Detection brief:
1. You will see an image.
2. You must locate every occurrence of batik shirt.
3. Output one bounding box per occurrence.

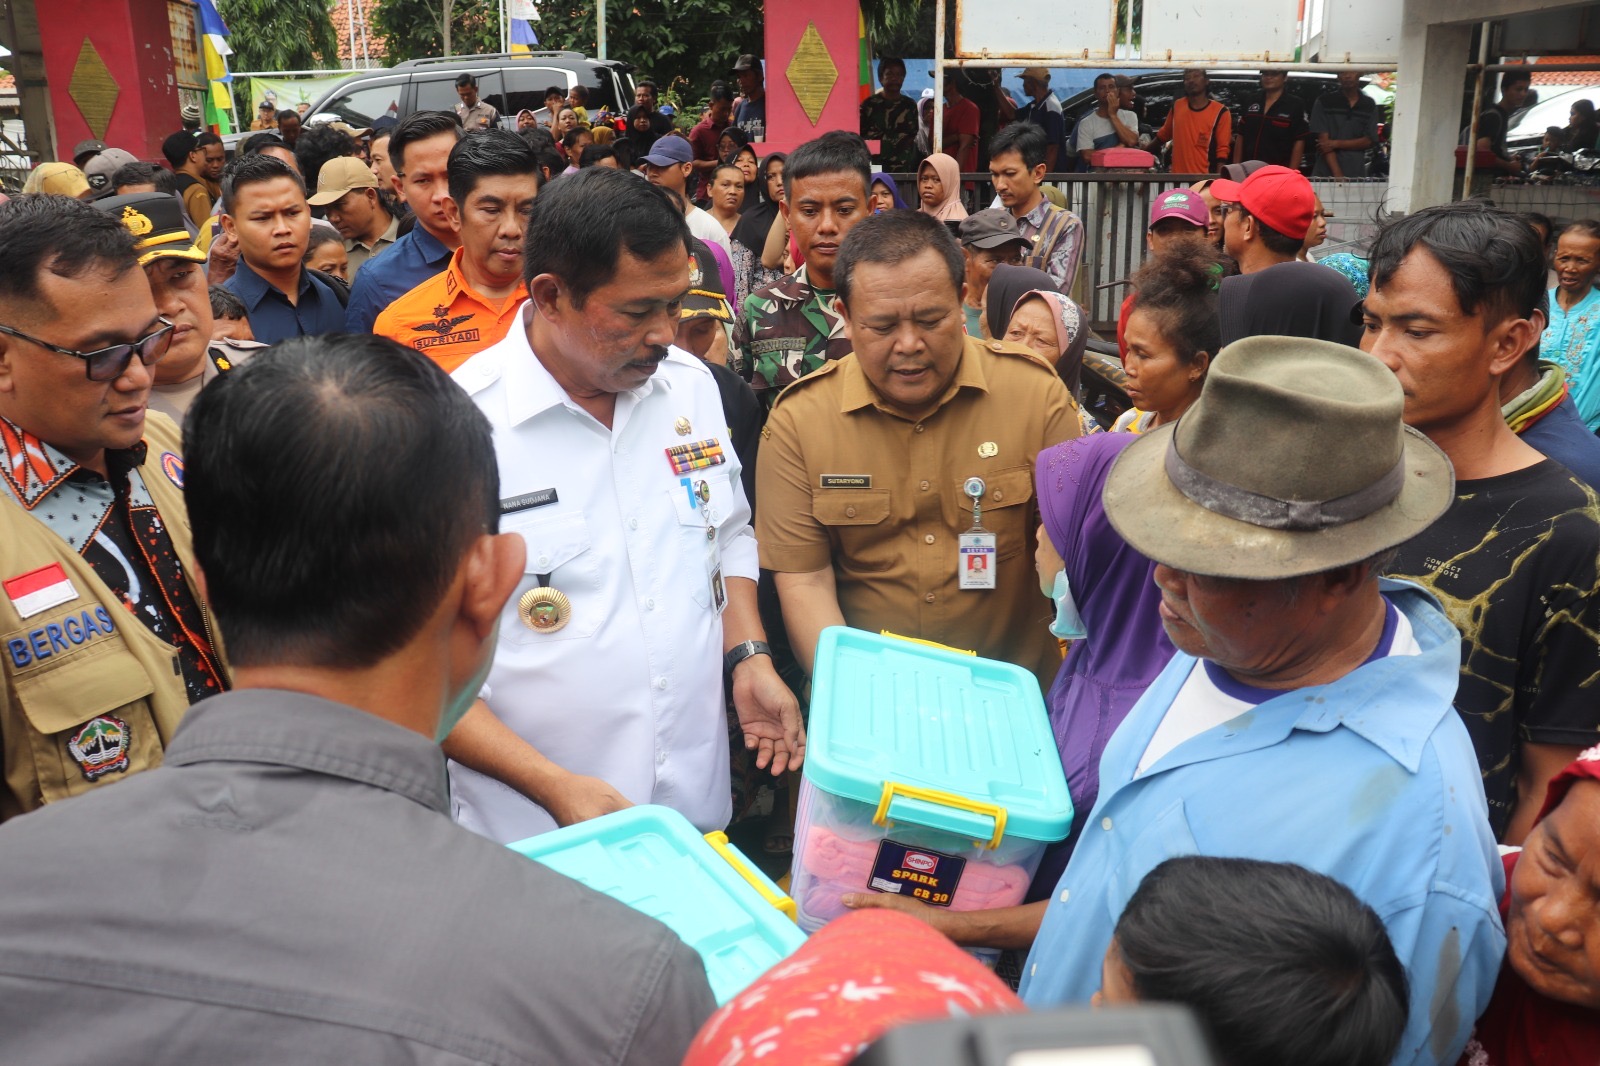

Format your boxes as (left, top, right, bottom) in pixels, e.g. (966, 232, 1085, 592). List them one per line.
(1541, 286, 1600, 430)
(0, 418, 223, 706)
(733, 265, 853, 408)
(1015, 199, 1085, 293)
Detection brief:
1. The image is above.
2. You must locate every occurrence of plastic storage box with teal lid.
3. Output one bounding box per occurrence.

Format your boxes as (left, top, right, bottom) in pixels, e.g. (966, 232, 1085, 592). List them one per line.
(508, 804, 807, 1003)
(792, 626, 1074, 938)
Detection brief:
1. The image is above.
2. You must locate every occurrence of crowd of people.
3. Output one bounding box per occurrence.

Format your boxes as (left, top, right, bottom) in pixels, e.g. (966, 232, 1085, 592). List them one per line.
(857, 64, 1390, 184)
(0, 49, 1597, 1066)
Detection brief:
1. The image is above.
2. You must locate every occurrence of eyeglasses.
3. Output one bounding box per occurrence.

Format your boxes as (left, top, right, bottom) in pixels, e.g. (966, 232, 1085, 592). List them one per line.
(0, 318, 175, 382)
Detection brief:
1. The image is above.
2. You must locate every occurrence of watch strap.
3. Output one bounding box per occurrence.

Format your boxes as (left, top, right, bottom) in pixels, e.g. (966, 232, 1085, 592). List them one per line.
(724, 639, 772, 673)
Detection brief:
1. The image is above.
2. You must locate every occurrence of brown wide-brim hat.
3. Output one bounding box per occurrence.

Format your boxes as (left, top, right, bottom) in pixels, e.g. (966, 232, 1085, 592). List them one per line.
(1103, 335, 1455, 580)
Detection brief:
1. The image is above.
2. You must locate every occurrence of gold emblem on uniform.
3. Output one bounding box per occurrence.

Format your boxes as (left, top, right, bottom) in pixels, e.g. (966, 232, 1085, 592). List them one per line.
(674, 416, 692, 436)
(120, 206, 153, 237)
(518, 586, 572, 633)
(695, 479, 712, 504)
(978, 441, 999, 458)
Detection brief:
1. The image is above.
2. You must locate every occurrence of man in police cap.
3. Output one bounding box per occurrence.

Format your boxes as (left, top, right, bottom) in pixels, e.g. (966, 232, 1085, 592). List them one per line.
(96, 192, 264, 421)
(0, 195, 227, 820)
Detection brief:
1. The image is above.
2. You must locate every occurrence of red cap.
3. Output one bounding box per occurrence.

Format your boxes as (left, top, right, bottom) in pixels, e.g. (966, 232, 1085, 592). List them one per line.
(1536, 742, 1600, 823)
(1209, 164, 1315, 242)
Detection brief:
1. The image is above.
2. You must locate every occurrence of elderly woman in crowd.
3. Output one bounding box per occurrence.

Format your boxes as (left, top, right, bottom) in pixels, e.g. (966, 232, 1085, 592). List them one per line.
(1458, 744, 1600, 1064)
(987, 265, 1089, 390)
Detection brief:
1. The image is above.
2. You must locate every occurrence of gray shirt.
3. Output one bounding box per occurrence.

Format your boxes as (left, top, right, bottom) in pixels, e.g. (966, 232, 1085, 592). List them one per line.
(0, 689, 715, 1065)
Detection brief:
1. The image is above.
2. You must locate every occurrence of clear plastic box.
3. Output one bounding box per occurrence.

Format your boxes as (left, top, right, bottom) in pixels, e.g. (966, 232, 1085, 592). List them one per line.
(791, 627, 1074, 956)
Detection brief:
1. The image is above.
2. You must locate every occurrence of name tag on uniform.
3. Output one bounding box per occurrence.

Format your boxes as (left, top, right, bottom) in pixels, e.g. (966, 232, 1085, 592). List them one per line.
(501, 488, 559, 514)
(820, 474, 872, 489)
(958, 532, 997, 590)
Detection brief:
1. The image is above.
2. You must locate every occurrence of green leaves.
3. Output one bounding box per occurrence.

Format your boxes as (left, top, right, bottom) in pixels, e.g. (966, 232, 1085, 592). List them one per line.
(217, 0, 341, 71)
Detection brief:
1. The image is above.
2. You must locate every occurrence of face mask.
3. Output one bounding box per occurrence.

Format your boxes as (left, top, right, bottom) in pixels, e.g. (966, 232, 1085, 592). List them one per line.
(436, 620, 499, 743)
(1048, 569, 1086, 640)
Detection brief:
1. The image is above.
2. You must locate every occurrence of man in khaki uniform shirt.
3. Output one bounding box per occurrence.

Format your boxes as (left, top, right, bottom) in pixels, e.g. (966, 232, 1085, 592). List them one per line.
(0, 196, 226, 820)
(757, 211, 1078, 691)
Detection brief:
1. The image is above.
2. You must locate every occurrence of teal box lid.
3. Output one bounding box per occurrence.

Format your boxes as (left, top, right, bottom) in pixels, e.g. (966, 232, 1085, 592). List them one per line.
(507, 805, 806, 1004)
(804, 626, 1073, 844)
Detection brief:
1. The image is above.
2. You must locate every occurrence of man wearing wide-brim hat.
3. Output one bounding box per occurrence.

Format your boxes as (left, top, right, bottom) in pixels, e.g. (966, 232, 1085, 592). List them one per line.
(1020, 335, 1508, 1066)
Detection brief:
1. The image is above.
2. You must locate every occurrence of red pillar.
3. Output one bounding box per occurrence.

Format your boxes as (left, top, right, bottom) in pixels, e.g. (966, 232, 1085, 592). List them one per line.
(761, 0, 861, 153)
(35, 0, 182, 162)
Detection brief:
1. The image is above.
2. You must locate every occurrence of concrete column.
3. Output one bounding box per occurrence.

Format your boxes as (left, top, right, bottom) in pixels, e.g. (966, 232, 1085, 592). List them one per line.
(1, 0, 57, 164)
(34, 0, 180, 162)
(1387, 14, 1473, 214)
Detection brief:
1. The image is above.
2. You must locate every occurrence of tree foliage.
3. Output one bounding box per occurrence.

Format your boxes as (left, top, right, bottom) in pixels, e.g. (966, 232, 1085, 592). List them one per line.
(373, 0, 499, 61)
(217, 0, 341, 72)
(369, 0, 930, 98)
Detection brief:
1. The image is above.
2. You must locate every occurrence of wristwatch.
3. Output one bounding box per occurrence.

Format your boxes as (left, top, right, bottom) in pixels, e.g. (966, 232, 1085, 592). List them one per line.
(724, 640, 772, 675)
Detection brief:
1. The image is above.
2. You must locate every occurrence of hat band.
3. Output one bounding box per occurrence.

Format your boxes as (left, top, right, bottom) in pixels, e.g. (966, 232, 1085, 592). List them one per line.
(1164, 438, 1405, 532)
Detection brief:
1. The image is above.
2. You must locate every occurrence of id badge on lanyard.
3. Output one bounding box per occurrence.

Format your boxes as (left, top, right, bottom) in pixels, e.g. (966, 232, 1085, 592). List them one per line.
(958, 476, 997, 591)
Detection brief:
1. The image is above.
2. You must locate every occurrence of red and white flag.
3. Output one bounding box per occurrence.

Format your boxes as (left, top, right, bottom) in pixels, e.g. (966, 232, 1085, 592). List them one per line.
(4, 563, 78, 620)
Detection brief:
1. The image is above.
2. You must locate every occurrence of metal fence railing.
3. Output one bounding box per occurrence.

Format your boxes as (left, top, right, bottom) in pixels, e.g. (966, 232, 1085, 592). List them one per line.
(886, 172, 1392, 330)
(0, 119, 36, 195)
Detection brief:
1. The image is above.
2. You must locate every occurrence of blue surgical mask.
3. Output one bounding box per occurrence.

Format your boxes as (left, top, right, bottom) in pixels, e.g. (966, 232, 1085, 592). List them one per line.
(1048, 569, 1086, 640)
(436, 620, 499, 743)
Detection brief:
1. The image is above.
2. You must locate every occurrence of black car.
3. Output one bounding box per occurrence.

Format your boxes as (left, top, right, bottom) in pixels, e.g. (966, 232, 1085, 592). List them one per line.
(1058, 70, 1384, 171)
(226, 51, 636, 150)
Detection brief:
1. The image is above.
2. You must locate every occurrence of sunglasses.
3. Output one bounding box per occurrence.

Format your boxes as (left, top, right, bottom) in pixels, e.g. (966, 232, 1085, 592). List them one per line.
(0, 318, 175, 382)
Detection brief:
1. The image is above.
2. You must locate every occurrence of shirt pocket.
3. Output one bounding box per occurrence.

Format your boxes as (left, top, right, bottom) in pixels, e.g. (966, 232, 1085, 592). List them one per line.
(948, 465, 1035, 559)
(1106, 796, 1200, 921)
(670, 466, 739, 608)
(9, 632, 161, 808)
(503, 510, 603, 644)
(812, 489, 895, 574)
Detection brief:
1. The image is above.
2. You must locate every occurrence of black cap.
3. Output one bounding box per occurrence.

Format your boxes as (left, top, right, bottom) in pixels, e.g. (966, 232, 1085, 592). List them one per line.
(958, 208, 1031, 250)
(92, 192, 206, 264)
(72, 139, 107, 165)
(681, 240, 731, 321)
(731, 54, 760, 73)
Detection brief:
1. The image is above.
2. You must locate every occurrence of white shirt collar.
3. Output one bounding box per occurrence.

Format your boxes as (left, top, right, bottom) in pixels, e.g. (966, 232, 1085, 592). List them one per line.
(502, 312, 671, 430)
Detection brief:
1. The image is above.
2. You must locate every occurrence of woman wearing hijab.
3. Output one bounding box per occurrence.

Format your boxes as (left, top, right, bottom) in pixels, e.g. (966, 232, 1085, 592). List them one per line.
(622, 104, 660, 160)
(983, 264, 1097, 437)
(917, 153, 967, 222)
(730, 151, 787, 312)
(1457, 745, 1600, 1064)
(869, 173, 910, 213)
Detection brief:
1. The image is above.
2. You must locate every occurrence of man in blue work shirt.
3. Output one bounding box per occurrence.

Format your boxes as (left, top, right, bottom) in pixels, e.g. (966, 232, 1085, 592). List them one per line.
(345, 111, 462, 333)
(218, 156, 344, 345)
(1020, 337, 1504, 1066)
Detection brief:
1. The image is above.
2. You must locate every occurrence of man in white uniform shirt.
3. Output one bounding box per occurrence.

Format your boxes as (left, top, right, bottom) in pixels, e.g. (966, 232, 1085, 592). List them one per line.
(447, 167, 804, 843)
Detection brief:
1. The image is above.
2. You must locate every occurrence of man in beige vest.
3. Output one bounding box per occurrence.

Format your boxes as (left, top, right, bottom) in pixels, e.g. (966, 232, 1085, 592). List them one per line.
(0, 194, 227, 820)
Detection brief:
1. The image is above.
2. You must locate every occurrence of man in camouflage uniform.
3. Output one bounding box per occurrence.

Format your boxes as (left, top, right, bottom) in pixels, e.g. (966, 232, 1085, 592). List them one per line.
(860, 58, 920, 176)
(735, 137, 870, 409)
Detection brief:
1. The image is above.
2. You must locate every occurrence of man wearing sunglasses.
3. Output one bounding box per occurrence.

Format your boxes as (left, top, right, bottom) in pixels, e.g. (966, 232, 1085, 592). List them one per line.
(0, 194, 228, 821)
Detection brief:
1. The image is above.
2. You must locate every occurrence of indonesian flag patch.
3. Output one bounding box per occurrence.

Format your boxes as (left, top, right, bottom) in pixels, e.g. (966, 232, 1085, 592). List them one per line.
(4, 563, 78, 620)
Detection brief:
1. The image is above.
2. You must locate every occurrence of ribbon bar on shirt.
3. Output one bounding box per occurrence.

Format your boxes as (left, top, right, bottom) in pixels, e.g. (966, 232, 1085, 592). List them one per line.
(1163, 439, 1406, 532)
